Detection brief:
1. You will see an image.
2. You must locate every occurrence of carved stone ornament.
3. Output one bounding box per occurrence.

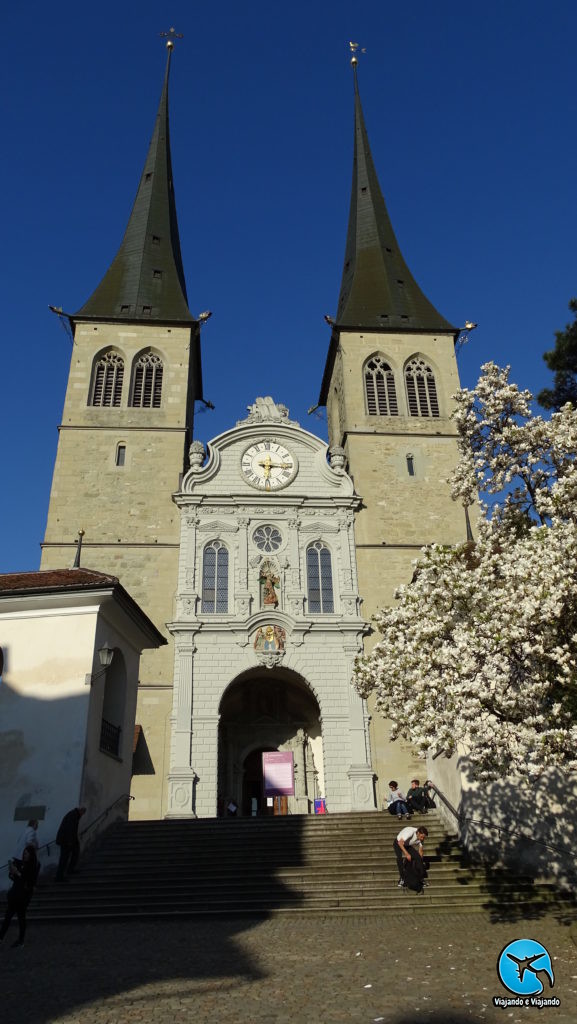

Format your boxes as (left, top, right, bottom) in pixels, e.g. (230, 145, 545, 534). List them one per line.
(238, 396, 298, 427)
(328, 445, 347, 470)
(188, 440, 206, 471)
(258, 651, 285, 669)
(178, 596, 195, 618)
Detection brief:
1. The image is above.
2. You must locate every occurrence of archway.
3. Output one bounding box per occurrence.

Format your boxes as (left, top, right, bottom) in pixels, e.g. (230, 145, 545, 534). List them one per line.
(218, 668, 323, 816)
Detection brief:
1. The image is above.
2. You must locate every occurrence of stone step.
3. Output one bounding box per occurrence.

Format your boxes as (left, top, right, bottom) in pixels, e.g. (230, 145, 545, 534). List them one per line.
(31, 811, 572, 922)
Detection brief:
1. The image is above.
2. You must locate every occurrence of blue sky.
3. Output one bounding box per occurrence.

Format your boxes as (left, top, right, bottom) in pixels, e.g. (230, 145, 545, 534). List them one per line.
(2, 1, 576, 572)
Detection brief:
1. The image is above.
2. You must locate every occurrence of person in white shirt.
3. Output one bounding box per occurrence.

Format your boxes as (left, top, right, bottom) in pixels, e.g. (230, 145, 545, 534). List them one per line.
(14, 820, 39, 860)
(393, 824, 428, 893)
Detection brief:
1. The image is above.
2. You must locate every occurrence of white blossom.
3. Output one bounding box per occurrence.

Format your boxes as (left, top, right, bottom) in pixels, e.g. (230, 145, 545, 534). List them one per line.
(353, 363, 577, 781)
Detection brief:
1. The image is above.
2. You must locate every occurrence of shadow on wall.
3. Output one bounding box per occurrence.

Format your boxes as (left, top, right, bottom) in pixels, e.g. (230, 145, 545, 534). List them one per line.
(0, 679, 130, 878)
(436, 760, 577, 923)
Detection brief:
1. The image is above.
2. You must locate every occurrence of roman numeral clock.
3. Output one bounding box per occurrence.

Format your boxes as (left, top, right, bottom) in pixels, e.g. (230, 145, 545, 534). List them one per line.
(241, 442, 297, 491)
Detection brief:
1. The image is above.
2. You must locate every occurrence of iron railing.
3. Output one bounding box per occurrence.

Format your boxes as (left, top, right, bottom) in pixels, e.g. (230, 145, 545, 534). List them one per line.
(0, 793, 134, 876)
(430, 781, 576, 883)
(100, 718, 122, 757)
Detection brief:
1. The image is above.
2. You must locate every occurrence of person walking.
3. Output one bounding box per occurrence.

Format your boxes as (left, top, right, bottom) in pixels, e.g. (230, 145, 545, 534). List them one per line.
(393, 824, 428, 895)
(0, 845, 38, 947)
(55, 806, 86, 882)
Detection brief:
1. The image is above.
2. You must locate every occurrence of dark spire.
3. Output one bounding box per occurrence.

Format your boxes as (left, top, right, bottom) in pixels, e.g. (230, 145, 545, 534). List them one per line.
(335, 67, 455, 333)
(75, 47, 194, 324)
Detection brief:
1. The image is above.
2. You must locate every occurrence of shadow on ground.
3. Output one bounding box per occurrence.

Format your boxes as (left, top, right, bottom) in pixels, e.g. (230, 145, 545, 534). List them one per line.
(1, 916, 265, 1024)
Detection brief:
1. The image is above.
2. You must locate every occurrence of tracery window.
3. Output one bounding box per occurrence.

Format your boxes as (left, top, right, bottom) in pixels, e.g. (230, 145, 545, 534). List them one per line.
(253, 525, 282, 552)
(130, 350, 163, 408)
(364, 356, 398, 416)
(405, 358, 440, 418)
(306, 542, 334, 614)
(90, 350, 124, 407)
(201, 541, 229, 613)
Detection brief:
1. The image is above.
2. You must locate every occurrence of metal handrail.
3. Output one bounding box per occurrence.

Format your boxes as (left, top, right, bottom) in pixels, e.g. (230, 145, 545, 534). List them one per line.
(0, 793, 134, 874)
(430, 781, 576, 872)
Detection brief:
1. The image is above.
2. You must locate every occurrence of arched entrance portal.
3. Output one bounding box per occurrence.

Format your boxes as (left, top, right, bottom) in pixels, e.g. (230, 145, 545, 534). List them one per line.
(218, 669, 323, 816)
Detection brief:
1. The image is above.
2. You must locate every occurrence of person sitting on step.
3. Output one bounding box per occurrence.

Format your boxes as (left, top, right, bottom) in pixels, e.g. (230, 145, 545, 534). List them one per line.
(406, 779, 428, 815)
(385, 780, 411, 819)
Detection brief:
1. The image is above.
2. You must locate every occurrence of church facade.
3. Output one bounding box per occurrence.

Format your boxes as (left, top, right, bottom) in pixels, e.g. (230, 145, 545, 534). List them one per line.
(167, 397, 374, 818)
(41, 45, 467, 818)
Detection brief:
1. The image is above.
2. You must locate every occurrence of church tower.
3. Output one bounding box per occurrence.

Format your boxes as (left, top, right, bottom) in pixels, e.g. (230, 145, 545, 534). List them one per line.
(41, 41, 203, 818)
(319, 60, 465, 801)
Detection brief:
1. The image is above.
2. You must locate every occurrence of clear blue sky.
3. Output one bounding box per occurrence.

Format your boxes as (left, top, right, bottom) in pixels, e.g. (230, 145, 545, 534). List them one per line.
(2, 1, 576, 572)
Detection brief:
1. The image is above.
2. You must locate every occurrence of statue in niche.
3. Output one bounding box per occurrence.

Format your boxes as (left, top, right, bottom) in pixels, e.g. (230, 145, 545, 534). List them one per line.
(259, 560, 280, 608)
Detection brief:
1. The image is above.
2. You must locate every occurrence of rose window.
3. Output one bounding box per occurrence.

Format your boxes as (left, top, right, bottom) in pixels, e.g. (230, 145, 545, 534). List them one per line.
(253, 525, 282, 552)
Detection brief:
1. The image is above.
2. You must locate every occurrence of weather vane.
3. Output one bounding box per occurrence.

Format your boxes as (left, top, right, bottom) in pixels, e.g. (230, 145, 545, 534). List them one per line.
(349, 41, 366, 67)
(160, 27, 183, 50)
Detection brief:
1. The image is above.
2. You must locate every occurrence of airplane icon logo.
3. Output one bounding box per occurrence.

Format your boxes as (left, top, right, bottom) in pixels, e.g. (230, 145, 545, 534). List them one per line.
(498, 939, 555, 996)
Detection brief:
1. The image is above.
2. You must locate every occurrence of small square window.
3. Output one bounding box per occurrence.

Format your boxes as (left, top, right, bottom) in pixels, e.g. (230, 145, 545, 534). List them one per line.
(152, 235, 161, 245)
(142, 306, 152, 316)
(153, 269, 162, 280)
(145, 172, 152, 181)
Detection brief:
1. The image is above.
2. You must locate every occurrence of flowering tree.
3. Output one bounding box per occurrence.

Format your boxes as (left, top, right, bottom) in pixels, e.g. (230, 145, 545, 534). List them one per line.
(353, 363, 577, 780)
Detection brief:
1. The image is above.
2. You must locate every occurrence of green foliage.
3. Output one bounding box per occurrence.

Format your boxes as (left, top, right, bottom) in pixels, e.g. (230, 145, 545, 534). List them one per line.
(538, 299, 577, 410)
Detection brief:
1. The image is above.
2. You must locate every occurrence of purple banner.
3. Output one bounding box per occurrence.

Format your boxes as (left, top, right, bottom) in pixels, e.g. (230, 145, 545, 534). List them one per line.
(262, 751, 294, 796)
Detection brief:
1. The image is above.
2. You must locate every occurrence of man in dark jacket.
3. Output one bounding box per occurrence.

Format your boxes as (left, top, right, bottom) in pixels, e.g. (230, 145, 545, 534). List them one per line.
(55, 806, 86, 882)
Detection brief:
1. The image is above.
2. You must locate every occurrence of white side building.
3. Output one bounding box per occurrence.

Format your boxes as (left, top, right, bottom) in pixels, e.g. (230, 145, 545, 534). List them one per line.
(0, 569, 165, 871)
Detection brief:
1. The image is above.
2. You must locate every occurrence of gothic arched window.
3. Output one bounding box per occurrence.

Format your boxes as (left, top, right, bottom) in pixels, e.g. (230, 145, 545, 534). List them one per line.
(364, 356, 398, 416)
(89, 350, 124, 407)
(306, 542, 334, 614)
(130, 350, 163, 408)
(405, 358, 440, 418)
(201, 541, 229, 613)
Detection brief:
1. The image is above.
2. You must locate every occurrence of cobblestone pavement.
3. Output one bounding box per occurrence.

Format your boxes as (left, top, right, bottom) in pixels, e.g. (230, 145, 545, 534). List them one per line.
(1, 911, 576, 1024)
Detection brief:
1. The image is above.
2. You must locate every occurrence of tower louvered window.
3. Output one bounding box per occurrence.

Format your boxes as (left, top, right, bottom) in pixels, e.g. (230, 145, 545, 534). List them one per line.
(201, 541, 229, 613)
(306, 542, 334, 614)
(90, 351, 124, 407)
(405, 358, 440, 418)
(130, 351, 163, 408)
(365, 356, 398, 416)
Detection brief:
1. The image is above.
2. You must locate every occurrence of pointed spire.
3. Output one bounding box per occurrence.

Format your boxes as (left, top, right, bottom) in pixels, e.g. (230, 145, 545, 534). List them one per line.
(75, 46, 194, 324)
(335, 66, 455, 333)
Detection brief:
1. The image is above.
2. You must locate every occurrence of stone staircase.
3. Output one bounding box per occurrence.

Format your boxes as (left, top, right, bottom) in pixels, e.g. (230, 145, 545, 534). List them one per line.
(28, 811, 573, 920)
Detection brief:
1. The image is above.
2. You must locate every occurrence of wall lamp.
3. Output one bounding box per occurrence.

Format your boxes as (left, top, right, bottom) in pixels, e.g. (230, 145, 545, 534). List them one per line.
(85, 644, 115, 685)
(98, 644, 115, 669)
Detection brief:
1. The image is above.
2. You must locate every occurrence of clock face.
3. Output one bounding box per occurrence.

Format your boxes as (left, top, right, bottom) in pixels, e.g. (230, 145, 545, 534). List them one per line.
(241, 441, 296, 491)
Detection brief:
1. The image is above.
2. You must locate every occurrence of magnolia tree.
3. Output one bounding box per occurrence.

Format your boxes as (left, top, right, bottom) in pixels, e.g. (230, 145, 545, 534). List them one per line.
(354, 362, 577, 781)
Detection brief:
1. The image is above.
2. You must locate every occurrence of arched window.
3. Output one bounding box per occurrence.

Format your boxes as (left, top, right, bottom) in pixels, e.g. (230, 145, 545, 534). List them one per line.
(90, 350, 124, 407)
(100, 648, 126, 758)
(130, 350, 163, 408)
(405, 358, 440, 418)
(364, 355, 398, 416)
(306, 542, 334, 613)
(201, 541, 229, 613)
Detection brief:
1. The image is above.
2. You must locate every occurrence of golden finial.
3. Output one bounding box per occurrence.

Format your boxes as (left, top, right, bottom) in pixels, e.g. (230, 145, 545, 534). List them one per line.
(349, 41, 366, 67)
(160, 27, 183, 50)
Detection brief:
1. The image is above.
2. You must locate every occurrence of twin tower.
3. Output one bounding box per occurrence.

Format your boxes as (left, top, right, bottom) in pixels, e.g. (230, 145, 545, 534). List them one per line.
(41, 48, 466, 818)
